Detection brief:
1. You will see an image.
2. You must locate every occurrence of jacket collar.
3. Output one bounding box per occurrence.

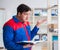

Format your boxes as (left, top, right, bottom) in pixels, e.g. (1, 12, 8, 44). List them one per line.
(13, 15, 29, 26)
(13, 15, 20, 23)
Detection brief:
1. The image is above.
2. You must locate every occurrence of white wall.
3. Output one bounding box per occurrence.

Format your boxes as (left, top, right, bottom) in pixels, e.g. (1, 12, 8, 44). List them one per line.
(0, 0, 47, 21)
(0, 10, 6, 47)
(0, 0, 57, 21)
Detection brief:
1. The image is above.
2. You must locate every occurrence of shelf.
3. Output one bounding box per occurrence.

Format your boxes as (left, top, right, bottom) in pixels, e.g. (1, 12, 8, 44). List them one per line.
(51, 22, 58, 24)
(38, 29, 48, 33)
(34, 16, 47, 19)
(49, 31, 58, 36)
(51, 17, 58, 20)
(41, 41, 48, 45)
(38, 32, 48, 34)
(52, 33, 58, 36)
(51, 16, 58, 18)
(31, 7, 58, 50)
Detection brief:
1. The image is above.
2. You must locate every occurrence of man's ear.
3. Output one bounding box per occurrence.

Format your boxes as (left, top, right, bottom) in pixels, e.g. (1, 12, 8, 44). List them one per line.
(18, 12, 21, 16)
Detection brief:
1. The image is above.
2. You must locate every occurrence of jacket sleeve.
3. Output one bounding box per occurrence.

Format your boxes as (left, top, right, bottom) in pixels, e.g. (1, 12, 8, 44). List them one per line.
(3, 26, 23, 49)
(31, 26, 39, 40)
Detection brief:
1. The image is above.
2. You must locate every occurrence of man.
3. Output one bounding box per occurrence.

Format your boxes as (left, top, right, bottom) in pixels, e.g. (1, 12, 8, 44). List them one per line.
(3, 4, 46, 50)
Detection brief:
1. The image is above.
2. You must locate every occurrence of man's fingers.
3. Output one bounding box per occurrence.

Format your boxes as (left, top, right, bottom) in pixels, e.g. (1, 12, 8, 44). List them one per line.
(41, 19, 47, 22)
(39, 19, 47, 23)
(36, 18, 47, 27)
(23, 44, 33, 48)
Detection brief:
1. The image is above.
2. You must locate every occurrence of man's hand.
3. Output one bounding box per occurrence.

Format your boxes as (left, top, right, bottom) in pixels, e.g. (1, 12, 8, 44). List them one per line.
(23, 44, 33, 48)
(36, 19, 47, 28)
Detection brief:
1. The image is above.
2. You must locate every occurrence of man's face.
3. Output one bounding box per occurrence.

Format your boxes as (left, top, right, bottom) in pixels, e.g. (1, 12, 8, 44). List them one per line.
(18, 11, 31, 22)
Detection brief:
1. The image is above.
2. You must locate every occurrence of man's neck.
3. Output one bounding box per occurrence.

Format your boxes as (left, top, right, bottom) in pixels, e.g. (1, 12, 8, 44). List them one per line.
(16, 15, 24, 23)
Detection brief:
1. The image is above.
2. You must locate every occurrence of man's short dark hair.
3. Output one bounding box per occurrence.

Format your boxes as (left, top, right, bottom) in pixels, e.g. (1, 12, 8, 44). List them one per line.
(17, 4, 31, 14)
